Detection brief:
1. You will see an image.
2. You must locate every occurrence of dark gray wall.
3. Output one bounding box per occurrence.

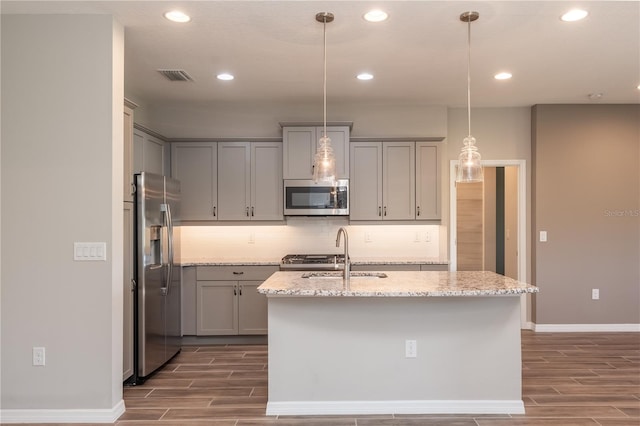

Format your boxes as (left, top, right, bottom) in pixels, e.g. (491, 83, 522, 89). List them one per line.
(532, 104, 640, 324)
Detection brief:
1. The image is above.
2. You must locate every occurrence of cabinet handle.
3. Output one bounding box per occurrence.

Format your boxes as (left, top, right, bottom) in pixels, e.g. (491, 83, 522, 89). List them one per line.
(246, 207, 249, 217)
(239, 285, 243, 296)
(384, 206, 387, 216)
(417, 206, 421, 216)
(213, 206, 217, 217)
(233, 285, 237, 296)
(233, 271, 244, 275)
(378, 206, 382, 217)
(251, 206, 254, 217)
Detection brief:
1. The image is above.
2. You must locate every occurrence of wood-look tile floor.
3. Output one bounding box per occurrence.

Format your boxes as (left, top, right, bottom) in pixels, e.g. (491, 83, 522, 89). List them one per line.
(18, 331, 640, 426)
(115, 331, 640, 426)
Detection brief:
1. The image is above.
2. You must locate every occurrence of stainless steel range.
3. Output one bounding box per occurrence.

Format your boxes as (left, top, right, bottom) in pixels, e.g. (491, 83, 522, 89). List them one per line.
(280, 254, 347, 271)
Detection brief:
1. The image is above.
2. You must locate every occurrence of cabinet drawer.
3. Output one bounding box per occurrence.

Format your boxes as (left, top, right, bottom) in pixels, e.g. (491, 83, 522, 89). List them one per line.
(420, 264, 449, 271)
(196, 265, 278, 281)
(351, 264, 420, 272)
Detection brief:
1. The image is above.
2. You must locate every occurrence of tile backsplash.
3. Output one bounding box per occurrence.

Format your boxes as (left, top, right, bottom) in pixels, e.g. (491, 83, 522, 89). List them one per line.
(178, 217, 441, 261)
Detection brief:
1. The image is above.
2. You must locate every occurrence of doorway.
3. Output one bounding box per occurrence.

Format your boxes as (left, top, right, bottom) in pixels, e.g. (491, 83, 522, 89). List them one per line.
(450, 160, 528, 326)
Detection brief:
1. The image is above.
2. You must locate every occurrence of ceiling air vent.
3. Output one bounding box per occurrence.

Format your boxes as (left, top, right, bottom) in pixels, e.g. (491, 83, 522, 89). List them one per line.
(157, 69, 194, 82)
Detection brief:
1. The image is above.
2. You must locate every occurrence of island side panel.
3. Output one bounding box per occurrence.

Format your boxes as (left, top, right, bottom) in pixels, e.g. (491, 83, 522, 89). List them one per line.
(267, 296, 522, 414)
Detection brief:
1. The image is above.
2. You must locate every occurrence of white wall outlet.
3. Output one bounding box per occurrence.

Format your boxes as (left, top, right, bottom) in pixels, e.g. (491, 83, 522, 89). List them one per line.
(33, 347, 45, 366)
(424, 231, 431, 242)
(405, 340, 417, 358)
(248, 232, 255, 244)
(413, 232, 421, 242)
(364, 232, 372, 243)
(592, 288, 600, 300)
(539, 231, 548, 242)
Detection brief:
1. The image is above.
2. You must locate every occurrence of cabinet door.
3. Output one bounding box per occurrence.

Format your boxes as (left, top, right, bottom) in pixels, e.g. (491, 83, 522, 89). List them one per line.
(122, 202, 134, 381)
(181, 266, 197, 336)
(196, 281, 238, 335)
(143, 134, 165, 175)
(350, 142, 383, 220)
(322, 127, 349, 179)
(123, 105, 134, 202)
(416, 142, 441, 220)
(283, 127, 315, 179)
(383, 142, 415, 220)
(171, 143, 217, 221)
(218, 142, 251, 221)
(251, 142, 283, 220)
(238, 281, 268, 335)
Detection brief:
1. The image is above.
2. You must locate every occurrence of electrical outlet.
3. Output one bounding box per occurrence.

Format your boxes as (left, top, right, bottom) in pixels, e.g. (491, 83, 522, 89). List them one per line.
(248, 232, 255, 244)
(424, 231, 431, 242)
(413, 232, 421, 242)
(33, 347, 45, 366)
(592, 288, 600, 300)
(405, 340, 417, 358)
(364, 232, 372, 243)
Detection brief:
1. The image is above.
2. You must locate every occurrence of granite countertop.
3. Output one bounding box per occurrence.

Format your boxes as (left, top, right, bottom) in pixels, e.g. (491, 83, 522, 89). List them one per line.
(179, 257, 448, 267)
(257, 270, 539, 297)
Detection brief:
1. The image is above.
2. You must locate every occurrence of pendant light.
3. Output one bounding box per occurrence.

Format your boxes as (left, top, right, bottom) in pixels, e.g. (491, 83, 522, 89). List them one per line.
(313, 12, 336, 183)
(456, 11, 484, 183)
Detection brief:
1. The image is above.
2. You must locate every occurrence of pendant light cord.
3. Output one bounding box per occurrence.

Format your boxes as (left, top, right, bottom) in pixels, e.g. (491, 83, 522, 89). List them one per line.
(466, 16, 472, 138)
(323, 18, 327, 139)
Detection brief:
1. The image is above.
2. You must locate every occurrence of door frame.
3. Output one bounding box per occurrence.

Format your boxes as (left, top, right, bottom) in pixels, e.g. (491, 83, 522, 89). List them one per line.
(449, 159, 529, 327)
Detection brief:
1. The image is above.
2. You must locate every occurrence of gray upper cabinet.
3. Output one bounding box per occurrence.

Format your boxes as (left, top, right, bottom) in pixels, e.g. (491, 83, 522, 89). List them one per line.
(349, 142, 383, 220)
(350, 141, 415, 220)
(217, 141, 283, 221)
(133, 128, 165, 176)
(282, 126, 349, 179)
(171, 142, 218, 221)
(416, 142, 441, 220)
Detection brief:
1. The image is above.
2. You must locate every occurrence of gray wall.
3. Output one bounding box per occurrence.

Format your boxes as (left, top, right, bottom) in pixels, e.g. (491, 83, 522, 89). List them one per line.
(532, 104, 640, 324)
(1, 15, 124, 410)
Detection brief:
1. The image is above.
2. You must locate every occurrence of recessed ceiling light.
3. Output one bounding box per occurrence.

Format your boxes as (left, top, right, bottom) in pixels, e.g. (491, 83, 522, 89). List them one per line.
(357, 73, 374, 81)
(561, 9, 588, 22)
(364, 10, 388, 22)
(588, 92, 603, 101)
(217, 73, 234, 81)
(637, 84, 640, 90)
(164, 10, 191, 23)
(494, 72, 512, 80)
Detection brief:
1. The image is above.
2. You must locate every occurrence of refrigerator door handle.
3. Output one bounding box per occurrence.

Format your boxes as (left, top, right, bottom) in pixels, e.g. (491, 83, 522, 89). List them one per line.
(166, 202, 174, 296)
(160, 203, 173, 296)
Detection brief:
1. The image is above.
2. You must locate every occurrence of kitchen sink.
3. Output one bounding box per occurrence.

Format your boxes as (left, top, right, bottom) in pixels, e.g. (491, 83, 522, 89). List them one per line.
(301, 272, 387, 279)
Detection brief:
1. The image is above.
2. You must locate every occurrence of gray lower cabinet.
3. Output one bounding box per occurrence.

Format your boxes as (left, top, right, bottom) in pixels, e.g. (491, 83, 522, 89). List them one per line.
(420, 264, 449, 271)
(189, 265, 278, 336)
(351, 264, 420, 272)
(351, 264, 448, 271)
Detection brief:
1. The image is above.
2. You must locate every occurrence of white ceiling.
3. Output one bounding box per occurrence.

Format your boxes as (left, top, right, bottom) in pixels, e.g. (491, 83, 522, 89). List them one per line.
(3, 1, 640, 108)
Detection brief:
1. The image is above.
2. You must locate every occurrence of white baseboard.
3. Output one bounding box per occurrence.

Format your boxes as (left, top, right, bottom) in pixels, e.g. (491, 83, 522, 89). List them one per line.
(266, 399, 525, 416)
(521, 321, 535, 330)
(0, 399, 125, 424)
(533, 323, 640, 332)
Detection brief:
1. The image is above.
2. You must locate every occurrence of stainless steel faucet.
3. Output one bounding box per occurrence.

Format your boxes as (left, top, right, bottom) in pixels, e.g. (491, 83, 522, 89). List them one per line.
(335, 227, 350, 285)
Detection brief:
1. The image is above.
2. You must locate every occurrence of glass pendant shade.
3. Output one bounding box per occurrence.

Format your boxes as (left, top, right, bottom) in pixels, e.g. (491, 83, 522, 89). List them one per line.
(456, 135, 483, 182)
(313, 135, 336, 182)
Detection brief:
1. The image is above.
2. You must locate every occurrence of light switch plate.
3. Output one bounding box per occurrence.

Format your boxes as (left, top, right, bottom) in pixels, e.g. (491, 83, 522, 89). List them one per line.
(539, 231, 548, 242)
(74, 242, 107, 261)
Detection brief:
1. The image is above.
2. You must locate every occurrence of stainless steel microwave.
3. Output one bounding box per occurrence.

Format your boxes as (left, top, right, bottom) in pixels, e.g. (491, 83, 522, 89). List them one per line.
(283, 179, 349, 216)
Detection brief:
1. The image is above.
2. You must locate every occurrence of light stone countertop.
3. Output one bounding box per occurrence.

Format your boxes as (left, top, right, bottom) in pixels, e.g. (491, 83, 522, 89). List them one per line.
(257, 270, 539, 297)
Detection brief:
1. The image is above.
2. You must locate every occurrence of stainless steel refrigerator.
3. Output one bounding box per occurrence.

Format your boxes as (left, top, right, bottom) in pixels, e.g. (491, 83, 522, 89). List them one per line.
(132, 172, 181, 384)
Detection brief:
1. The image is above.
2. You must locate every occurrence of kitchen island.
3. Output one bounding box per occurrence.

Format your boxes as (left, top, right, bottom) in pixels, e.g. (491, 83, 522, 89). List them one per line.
(258, 271, 538, 416)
